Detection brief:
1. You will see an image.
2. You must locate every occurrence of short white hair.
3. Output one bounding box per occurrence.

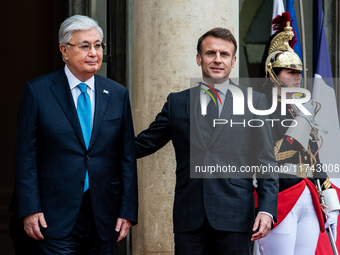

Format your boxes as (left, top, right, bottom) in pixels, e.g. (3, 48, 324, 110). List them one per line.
(58, 15, 104, 45)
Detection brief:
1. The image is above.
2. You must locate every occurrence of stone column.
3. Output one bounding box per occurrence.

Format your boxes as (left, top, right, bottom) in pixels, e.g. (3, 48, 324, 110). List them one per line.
(131, 1, 239, 254)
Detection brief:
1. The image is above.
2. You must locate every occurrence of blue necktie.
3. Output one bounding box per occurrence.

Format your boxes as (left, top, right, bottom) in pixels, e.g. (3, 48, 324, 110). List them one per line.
(77, 83, 91, 192)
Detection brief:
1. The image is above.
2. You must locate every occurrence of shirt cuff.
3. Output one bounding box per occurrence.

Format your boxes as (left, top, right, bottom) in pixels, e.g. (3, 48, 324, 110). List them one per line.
(258, 211, 274, 223)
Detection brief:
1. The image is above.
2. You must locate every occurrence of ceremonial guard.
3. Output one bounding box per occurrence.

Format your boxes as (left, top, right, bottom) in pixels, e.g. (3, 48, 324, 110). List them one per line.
(255, 13, 340, 255)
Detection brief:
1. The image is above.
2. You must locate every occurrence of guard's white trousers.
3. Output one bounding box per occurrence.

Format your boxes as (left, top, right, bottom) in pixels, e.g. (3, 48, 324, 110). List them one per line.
(258, 186, 320, 255)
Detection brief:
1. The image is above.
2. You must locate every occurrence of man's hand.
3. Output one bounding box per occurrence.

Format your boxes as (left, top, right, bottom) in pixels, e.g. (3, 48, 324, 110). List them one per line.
(23, 212, 47, 240)
(115, 218, 132, 242)
(251, 213, 272, 241)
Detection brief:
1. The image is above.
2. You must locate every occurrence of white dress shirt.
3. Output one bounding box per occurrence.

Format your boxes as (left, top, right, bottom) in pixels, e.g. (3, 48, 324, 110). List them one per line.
(64, 65, 95, 127)
(200, 79, 230, 117)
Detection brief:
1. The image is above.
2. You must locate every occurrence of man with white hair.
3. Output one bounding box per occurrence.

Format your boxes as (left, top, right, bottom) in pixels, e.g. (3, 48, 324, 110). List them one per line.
(15, 15, 138, 254)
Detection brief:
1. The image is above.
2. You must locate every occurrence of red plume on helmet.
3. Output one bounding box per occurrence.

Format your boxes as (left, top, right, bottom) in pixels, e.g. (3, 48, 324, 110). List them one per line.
(271, 11, 298, 48)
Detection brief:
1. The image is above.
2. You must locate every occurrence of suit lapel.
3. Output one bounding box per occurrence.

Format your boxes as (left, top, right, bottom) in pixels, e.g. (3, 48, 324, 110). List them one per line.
(50, 70, 86, 149)
(189, 86, 206, 149)
(208, 89, 234, 148)
(89, 76, 110, 149)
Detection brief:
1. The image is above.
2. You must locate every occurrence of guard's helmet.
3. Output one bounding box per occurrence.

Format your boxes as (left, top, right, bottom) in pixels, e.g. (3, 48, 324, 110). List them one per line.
(265, 13, 302, 87)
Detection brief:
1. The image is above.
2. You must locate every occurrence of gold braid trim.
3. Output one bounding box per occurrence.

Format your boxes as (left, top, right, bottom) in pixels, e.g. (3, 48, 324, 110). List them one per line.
(322, 177, 332, 190)
(276, 150, 298, 161)
(274, 139, 283, 154)
(306, 146, 317, 166)
(274, 139, 298, 161)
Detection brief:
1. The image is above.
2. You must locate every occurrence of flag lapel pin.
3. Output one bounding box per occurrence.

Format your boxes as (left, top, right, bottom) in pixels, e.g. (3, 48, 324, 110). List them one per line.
(103, 89, 109, 95)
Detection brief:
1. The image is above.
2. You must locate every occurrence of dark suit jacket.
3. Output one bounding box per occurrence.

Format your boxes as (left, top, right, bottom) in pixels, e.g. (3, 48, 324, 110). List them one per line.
(15, 69, 138, 241)
(136, 85, 278, 233)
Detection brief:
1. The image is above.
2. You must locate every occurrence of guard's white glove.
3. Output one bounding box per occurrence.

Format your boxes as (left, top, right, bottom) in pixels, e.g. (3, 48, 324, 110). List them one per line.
(325, 210, 339, 241)
(301, 100, 317, 117)
(287, 98, 327, 146)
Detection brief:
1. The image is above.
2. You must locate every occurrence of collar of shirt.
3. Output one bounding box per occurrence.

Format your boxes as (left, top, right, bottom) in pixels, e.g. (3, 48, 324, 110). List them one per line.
(200, 79, 229, 97)
(64, 65, 95, 93)
(199, 79, 230, 116)
(64, 65, 95, 124)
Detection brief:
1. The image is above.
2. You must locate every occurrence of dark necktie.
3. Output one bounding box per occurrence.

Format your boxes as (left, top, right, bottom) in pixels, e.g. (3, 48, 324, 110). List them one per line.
(205, 89, 220, 129)
(77, 83, 91, 192)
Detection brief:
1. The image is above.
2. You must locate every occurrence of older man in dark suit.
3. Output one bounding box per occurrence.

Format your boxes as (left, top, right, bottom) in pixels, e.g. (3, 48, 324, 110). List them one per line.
(136, 28, 278, 255)
(15, 15, 138, 254)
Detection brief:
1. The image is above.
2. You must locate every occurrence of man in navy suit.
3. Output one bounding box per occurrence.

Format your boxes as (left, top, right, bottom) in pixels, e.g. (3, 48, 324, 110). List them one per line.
(15, 15, 138, 254)
(136, 28, 278, 254)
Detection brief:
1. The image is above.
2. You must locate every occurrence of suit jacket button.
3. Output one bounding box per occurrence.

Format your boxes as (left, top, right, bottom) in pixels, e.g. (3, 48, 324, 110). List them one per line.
(87, 155, 91, 160)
